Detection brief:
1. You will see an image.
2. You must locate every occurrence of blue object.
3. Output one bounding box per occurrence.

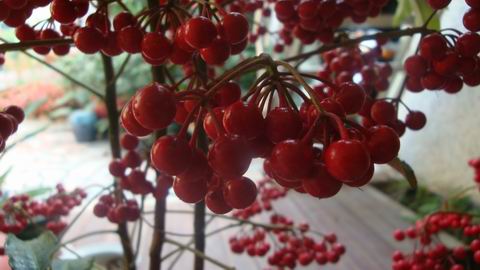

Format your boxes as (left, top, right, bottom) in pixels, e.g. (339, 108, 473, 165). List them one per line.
(69, 110, 98, 142)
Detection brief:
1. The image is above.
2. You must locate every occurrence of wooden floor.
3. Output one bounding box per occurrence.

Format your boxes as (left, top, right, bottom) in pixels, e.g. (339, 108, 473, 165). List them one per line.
(61, 185, 419, 270)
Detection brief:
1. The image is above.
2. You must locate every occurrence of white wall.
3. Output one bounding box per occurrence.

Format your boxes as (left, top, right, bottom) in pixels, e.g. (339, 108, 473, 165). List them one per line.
(377, 1, 480, 202)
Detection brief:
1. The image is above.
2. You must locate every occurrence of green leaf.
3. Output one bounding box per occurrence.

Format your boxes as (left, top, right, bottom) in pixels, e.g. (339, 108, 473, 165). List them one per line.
(388, 157, 418, 189)
(393, 0, 440, 30)
(392, 0, 412, 27)
(412, 0, 440, 30)
(5, 231, 58, 270)
(0, 167, 12, 188)
(52, 258, 94, 270)
(25, 187, 52, 198)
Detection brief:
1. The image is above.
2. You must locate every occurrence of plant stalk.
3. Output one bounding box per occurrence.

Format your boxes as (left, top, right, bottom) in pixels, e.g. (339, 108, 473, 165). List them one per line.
(101, 53, 136, 270)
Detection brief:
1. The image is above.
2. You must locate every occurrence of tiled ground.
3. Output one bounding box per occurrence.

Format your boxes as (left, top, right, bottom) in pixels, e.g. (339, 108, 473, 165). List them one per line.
(0, 119, 112, 193)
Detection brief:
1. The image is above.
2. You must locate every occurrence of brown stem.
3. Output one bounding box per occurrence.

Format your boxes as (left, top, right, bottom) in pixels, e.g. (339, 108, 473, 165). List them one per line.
(283, 27, 433, 62)
(146, 1, 169, 269)
(0, 38, 73, 52)
(101, 53, 136, 270)
(148, 73, 167, 270)
(149, 197, 167, 270)
(192, 57, 210, 270)
(193, 201, 206, 270)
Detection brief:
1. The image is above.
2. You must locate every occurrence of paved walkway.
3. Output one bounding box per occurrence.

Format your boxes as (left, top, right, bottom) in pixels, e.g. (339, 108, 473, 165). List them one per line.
(0, 119, 112, 193)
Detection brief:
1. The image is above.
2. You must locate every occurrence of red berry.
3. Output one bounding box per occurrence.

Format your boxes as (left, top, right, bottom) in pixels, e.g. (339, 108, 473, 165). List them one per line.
(223, 177, 257, 209)
(467, 0, 480, 8)
(370, 100, 396, 125)
(173, 176, 207, 203)
(223, 101, 265, 140)
(4, 0, 27, 10)
(50, 0, 76, 24)
(456, 32, 480, 57)
(203, 107, 225, 140)
(151, 136, 192, 176)
(141, 32, 172, 63)
(474, 250, 480, 263)
(393, 229, 405, 241)
(421, 71, 446, 90)
(334, 82, 366, 114)
(208, 135, 251, 178)
(265, 107, 302, 143)
(324, 139, 371, 182)
(366, 125, 400, 164)
(117, 26, 143, 53)
(93, 203, 109, 217)
(113, 11, 136, 31)
(443, 76, 463, 94)
(464, 8, 480, 32)
(184, 17, 217, 49)
(433, 51, 460, 76)
(120, 134, 139, 150)
(205, 188, 232, 214)
(345, 162, 374, 187)
(404, 55, 428, 77)
(213, 81, 241, 107)
(109, 159, 126, 177)
(122, 150, 142, 168)
(302, 162, 342, 198)
(4, 105, 24, 123)
(427, 0, 451, 9)
(15, 24, 35, 41)
(275, 0, 296, 21)
(120, 100, 153, 137)
(230, 38, 248, 55)
(73, 26, 104, 54)
(177, 149, 211, 182)
(405, 111, 427, 130)
(221, 12, 249, 44)
(200, 38, 231, 65)
(270, 140, 314, 180)
(419, 34, 447, 60)
(132, 83, 176, 130)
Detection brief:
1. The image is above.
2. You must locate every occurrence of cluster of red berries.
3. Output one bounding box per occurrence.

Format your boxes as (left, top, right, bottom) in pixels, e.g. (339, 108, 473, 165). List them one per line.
(6, 0, 86, 56)
(230, 178, 288, 220)
(461, 0, 480, 32)
(3, 0, 251, 66)
(401, 0, 480, 96)
(272, 0, 389, 47)
(313, 42, 424, 137)
(468, 157, 480, 186)
(0, 184, 86, 235)
(93, 193, 141, 224)
(0, 105, 25, 153)
(392, 211, 480, 270)
(404, 31, 480, 94)
(107, 133, 173, 199)
(227, 177, 345, 269)
(98, 133, 174, 222)
(73, 6, 250, 66)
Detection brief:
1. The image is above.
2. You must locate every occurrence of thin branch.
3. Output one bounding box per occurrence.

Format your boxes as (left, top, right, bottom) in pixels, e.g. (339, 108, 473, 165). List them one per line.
(0, 38, 73, 52)
(59, 185, 112, 240)
(164, 238, 235, 270)
(0, 38, 103, 99)
(283, 27, 434, 62)
(62, 230, 118, 246)
(108, 54, 132, 87)
(101, 53, 136, 270)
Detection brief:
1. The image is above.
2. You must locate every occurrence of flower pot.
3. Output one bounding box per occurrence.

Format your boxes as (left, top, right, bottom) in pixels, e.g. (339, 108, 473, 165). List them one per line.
(69, 110, 97, 142)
